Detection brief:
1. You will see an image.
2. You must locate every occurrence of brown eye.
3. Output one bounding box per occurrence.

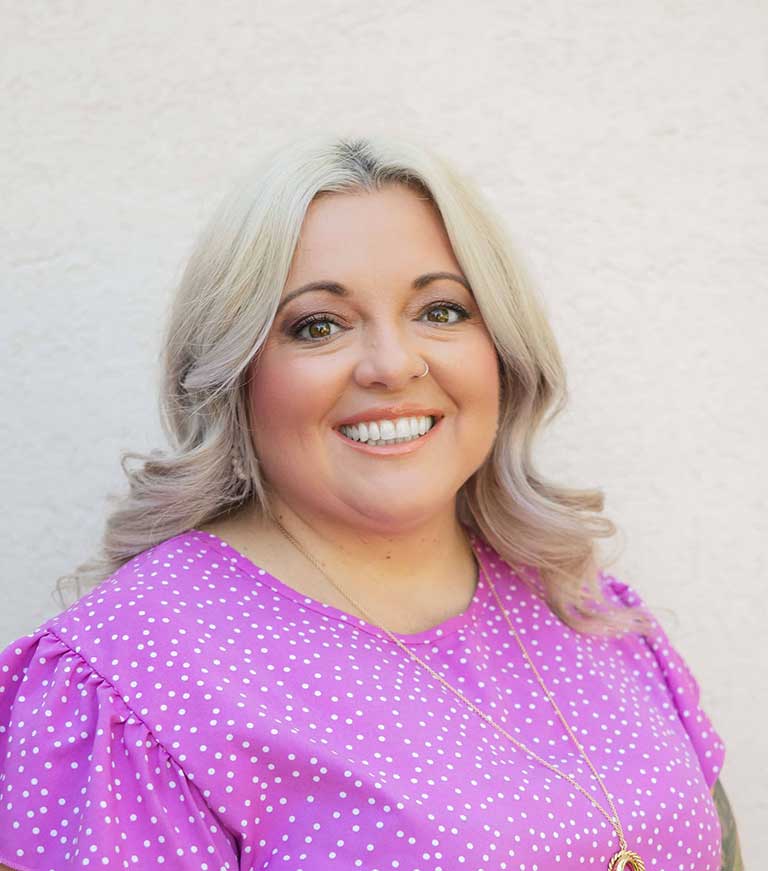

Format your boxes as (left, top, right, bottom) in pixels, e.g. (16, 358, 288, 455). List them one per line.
(306, 321, 333, 339)
(426, 306, 452, 324)
(422, 302, 470, 325)
(290, 315, 343, 342)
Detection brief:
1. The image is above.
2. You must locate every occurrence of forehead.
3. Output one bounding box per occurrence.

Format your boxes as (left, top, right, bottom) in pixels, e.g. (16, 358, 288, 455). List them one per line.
(286, 184, 461, 282)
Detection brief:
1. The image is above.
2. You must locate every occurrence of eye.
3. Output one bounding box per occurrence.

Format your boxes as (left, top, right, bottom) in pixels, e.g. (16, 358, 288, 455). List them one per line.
(288, 300, 471, 343)
(420, 301, 471, 325)
(290, 314, 344, 342)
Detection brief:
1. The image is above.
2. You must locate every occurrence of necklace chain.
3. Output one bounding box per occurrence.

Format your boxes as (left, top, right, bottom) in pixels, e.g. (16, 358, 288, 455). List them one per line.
(273, 519, 638, 862)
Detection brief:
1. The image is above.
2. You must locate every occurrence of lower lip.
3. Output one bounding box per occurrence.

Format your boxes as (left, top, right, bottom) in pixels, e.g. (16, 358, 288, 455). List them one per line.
(332, 417, 444, 456)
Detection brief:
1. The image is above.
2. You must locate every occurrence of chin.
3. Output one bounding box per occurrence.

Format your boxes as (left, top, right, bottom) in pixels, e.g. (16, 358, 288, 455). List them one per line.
(339, 493, 457, 528)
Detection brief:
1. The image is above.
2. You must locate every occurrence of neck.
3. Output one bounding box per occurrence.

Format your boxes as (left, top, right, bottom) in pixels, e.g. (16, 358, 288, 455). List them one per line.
(250, 497, 479, 619)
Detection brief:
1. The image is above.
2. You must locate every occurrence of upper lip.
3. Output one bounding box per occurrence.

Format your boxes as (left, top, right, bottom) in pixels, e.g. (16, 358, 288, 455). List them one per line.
(334, 405, 445, 428)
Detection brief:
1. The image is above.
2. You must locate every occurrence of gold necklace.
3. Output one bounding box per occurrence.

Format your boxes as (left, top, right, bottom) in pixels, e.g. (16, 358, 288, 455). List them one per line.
(274, 518, 645, 871)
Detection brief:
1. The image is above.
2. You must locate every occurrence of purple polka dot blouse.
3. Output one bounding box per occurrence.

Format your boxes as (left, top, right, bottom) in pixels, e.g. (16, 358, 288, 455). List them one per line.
(0, 529, 725, 870)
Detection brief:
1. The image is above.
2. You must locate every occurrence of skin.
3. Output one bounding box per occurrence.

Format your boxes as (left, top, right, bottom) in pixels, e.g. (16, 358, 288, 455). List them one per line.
(712, 780, 744, 870)
(204, 183, 502, 633)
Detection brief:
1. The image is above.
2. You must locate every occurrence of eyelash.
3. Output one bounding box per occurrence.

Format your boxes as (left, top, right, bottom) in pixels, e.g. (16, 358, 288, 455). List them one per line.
(289, 300, 471, 343)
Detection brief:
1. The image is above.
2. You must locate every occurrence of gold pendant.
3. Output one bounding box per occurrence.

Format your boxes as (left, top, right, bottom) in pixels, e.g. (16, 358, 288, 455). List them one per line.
(608, 849, 645, 871)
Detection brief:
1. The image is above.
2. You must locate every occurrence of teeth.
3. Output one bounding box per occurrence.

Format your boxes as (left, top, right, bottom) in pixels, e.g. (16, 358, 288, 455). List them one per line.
(380, 420, 397, 440)
(395, 418, 411, 438)
(339, 415, 437, 444)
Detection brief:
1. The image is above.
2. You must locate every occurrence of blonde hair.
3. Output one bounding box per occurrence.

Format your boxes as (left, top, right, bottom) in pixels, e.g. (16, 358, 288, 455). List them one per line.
(56, 134, 651, 637)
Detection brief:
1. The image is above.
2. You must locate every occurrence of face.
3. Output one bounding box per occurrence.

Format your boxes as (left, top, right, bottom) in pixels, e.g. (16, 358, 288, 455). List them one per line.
(246, 183, 501, 535)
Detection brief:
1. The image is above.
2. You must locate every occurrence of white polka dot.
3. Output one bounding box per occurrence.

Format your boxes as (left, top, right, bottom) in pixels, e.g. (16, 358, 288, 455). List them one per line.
(0, 530, 725, 869)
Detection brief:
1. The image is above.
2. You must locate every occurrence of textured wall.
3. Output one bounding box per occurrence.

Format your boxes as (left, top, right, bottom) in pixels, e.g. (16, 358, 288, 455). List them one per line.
(2, 1, 765, 862)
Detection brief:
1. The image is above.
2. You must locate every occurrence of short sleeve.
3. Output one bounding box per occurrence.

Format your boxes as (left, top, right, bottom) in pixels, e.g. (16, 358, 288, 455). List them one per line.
(0, 628, 240, 871)
(600, 572, 727, 790)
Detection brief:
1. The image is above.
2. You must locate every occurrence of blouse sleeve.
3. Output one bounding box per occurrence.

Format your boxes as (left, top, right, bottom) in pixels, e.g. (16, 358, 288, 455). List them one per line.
(600, 571, 727, 790)
(0, 627, 240, 871)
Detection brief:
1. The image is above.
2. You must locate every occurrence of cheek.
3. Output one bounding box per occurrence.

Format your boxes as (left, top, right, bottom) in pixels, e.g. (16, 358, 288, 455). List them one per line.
(248, 360, 293, 418)
(465, 340, 503, 443)
(466, 334, 502, 402)
(247, 352, 339, 427)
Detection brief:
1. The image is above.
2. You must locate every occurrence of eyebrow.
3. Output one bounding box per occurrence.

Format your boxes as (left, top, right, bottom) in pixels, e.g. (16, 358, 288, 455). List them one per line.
(275, 271, 473, 314)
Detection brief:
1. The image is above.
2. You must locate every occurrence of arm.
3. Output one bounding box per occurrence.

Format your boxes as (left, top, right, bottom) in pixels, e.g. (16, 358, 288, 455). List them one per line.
(711, 779, 744, 870)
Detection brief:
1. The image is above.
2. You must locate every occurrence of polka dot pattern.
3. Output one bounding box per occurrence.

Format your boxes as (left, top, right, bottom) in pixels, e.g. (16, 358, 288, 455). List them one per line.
(0, 529, 725, 870)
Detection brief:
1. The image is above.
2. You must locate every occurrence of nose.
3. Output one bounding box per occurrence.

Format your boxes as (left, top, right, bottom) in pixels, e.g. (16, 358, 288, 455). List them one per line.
(353, 322, 427, 389)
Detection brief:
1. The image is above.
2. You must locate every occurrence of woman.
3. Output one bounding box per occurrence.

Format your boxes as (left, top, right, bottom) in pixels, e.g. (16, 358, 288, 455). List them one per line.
(0, 136, 741, 870)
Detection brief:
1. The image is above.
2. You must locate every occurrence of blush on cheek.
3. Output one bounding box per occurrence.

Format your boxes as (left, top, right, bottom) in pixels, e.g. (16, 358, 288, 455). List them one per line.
(246, 353, 338, 448)
(246, 353, 295, 415)
(250, 374, 293, 414)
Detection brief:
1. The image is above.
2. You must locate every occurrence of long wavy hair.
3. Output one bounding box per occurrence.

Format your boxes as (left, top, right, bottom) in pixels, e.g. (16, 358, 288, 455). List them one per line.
(55, 134, 651, 637)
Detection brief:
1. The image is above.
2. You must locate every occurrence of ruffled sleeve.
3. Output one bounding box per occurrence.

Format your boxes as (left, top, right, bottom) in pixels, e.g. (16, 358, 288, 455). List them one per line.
(600, 572, 727, 790)
(0, 627, 239, 871)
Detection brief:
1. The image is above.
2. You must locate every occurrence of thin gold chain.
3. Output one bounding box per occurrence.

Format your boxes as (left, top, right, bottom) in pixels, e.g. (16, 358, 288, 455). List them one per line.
(274, 519, 629, 853)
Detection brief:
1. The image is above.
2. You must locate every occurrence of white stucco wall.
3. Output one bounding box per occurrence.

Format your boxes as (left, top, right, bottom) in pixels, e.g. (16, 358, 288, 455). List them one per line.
(2, 1, 765, 862)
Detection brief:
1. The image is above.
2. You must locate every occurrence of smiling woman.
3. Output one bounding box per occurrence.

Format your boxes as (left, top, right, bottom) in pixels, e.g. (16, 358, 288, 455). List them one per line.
(0, 135, 736, 870)
(234, 184, 502, 583)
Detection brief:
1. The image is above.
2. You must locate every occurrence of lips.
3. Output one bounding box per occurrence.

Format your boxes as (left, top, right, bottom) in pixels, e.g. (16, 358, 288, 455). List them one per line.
(339, 415, 437, 443)
(333, 414, 444, 454)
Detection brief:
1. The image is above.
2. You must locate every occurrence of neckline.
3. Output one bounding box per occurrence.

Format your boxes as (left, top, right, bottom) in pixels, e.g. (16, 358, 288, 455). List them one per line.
(183, 526, 492, 646)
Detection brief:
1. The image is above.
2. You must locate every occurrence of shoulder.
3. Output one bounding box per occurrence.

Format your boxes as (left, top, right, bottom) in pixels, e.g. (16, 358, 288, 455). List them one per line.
(2, 530, 259, 710)
(595, 568, 727, 791)
(596, 569, 648, 612)
(45, 529, 245, 649)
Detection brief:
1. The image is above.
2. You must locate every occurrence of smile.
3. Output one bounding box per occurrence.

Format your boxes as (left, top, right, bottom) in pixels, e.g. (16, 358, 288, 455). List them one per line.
(337, 414, 438, 445)
(333, 416, 444, 455)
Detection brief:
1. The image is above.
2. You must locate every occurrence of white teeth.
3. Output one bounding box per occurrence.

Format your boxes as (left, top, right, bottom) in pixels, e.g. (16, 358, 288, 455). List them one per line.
(395, 418, 411, 438)
(379, 420, 397, 440)
(338, 415, 437, 444)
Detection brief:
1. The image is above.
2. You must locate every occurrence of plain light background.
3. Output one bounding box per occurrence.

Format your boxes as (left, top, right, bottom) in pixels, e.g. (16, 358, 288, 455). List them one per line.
(2, 1, 765, 863)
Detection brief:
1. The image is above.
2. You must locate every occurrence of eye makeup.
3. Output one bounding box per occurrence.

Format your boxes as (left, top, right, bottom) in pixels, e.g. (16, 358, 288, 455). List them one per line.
(286, 300, 472, 343)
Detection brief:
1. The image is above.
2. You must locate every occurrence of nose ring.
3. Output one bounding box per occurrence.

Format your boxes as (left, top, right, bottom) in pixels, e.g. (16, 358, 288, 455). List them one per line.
(415, 361, 429, 379)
